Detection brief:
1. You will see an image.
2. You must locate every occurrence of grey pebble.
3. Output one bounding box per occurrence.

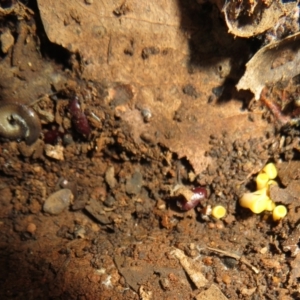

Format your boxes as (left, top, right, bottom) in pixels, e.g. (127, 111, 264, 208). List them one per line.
(125, 170, 143, 195)
(43, 189, 74, 215)
(104, 195, 116, 208)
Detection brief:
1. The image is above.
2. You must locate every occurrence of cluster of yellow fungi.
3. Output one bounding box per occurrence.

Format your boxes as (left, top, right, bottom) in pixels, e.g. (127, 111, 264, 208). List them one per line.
(239, 163, 287, 221)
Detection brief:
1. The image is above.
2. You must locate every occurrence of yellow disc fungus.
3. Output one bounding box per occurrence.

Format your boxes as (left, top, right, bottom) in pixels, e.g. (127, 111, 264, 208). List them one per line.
(256, 173, 269, 190)
(262, 163, 277, 180)
(267, 180, 278, 187)
(211, 205, 227, 219)
(240, 163, 279, 216)
(272, 205, 287, 221)
(265, 198, 276, 211)
(239, 189, 269, 214)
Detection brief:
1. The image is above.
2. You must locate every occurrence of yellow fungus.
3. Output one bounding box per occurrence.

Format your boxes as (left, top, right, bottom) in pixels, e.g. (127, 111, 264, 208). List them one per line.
(239, 189, 269, 214)
(265, 199, 276, 211)
(250, 196, 270, 214)
(267, 180, 278, 187)
(273, 205, 287, 221)
(256, 173, 269, 190)
(240, 162, 279, 216)
(211, 205, 227, 219)
(262, 163, 277, 180)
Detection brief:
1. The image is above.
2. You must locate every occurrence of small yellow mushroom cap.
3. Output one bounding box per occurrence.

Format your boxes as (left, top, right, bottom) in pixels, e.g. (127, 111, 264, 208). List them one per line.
(273, 205, 287, 221)
(239, 189, 269, 214)
(256, 173, 269, 190)
(211, 205, 226, 219)
(265, 199, 276, 211)
(250, 196, 270, 214)
(262, 163, 277, 180)
(267, 180, 278, 187)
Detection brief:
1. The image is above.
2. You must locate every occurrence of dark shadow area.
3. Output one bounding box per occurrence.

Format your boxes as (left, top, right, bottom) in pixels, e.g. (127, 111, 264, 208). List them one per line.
(0, 3, 90, 298)
(21, 0, 71, 66)
(175, 0, 262, 103)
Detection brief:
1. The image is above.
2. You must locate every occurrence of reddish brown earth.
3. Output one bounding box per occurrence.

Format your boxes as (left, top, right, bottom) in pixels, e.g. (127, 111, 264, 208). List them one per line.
(1, 1, 300, 299)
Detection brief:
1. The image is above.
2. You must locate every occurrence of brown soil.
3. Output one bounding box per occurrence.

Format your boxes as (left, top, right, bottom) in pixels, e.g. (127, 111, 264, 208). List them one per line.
(1, 1, 300, 300)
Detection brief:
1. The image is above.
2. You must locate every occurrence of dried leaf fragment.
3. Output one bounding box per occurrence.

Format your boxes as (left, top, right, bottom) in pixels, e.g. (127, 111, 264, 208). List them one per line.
(237, 32, 300, 100)
(223, 0, 286, 38)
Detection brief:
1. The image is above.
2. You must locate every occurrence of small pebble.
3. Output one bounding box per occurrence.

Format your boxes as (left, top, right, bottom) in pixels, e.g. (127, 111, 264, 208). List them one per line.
(222, 257, 238, 269)
(104, 195, 116, 207)
(63, 133, 74, 145)
(160, 278, 170, 290)
(43, 189, 73, 215)
(141, 108, 152, 122)
(222, 273, 231, 285)
(74, 227, 86, 239)
(105, 166, 117, 189)
(156, 199, 166, 210)
(189, 250, 198, 258)
(26, 223, 37, 234)
(208, 222, 215, 229)
(125, 170, 143, 195)
(44, 144, 64, 160)
(140, 132, 155, 144)
(202, 256, 213, 266)
(189, 243, 196, 250)
(260, 247, 268, 254)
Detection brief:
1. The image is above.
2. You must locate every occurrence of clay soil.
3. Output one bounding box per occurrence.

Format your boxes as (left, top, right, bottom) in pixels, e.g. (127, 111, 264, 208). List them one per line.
(1, 1, 300, 300)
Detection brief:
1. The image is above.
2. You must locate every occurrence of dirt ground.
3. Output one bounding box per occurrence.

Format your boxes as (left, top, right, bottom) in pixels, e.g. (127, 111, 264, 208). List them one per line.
(1, 1, 300, 299)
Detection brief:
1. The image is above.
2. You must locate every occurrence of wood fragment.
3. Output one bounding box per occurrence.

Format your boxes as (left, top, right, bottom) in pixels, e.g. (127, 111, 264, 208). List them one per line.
(171, 248, 209, 288)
